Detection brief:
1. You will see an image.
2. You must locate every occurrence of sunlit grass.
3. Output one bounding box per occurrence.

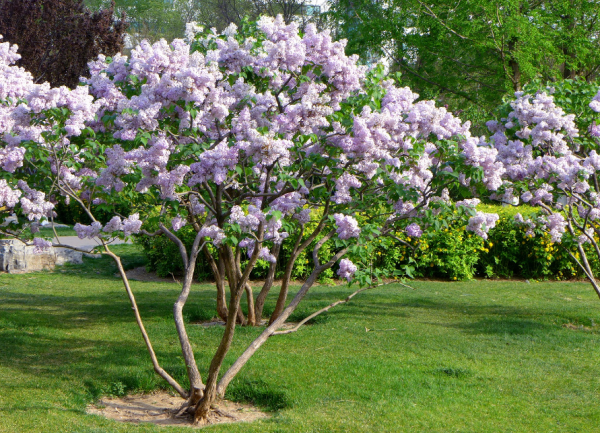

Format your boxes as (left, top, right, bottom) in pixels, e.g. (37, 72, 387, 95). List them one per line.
(1, 244, 599, 432)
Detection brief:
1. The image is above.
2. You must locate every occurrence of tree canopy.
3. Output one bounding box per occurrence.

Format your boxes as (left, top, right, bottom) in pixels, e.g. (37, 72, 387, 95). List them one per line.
(0, 0, 128, 88)
(327, 0, 600, 122)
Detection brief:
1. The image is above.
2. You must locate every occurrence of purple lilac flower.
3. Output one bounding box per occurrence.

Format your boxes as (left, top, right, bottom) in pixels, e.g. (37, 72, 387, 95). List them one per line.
(122, 214, 142, 236)
(74, 221, 102, 239)
(32, 237, 52, 253)
(171, 215, 186, 232)
(103, 216, 122, 233)
(405, 223, 422, 238)
(294, 208, 311, 225)
(333, 213, 360, 240)
(466, 212, 499, 240)
(337, 258, 357, 282)
(199, 225, 225, 246)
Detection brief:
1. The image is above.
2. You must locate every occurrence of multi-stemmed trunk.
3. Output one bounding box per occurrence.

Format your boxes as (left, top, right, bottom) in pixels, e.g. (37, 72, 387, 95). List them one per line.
(103, 203, 348, 422)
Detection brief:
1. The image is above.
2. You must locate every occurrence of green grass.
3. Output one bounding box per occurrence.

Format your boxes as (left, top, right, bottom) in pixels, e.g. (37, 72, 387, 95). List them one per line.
(1, 244, 600, 432)
(36, 226, 78, 237)
(0, 225, 78, 239)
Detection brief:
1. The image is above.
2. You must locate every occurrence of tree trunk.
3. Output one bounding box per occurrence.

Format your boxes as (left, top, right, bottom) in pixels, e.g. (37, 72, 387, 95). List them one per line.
(194, 282, 244, 422)
(254, 242, 281, 320)
(194, 239, 263, 422)
(203, 245, 229, 321)
(219, 248, 246, 324)
(506, 37, 521, 91)
(217, 268, 322, 396)
(268, 259, 295, 325)
(245, 283, 256, 326)
(577, 245, 600, 300)
(216, 256, 228, 321)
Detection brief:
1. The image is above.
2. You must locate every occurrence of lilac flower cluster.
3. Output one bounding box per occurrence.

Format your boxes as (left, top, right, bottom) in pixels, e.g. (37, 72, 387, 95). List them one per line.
(32, 237, 52, 253)
(75, 214, 142, 239)
(487, 89, 600, 248)
(171, 215, 187, 232)
(405, 223, 423, 238)
(333, 214, 360, 240)
(513, 212, 567, 244)
(337, 258, 357, 282)
(590, 90, 600, 113)
(466, 212, 499, 240)
(199, 225, 225, 246)
(74, 221, 102, 239)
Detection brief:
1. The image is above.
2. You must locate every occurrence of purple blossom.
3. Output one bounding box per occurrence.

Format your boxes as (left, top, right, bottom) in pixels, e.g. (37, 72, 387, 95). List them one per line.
(74, 221, 102, 239)
(466, 212, 499, 240)
(171, 215, 186, 231)
(189, 196, 206, 215)
(122, 214, 142, 236)
(17, 181, 54, 221)
(271, 192, 306, 214)
(229, 205, 262, 232)
(333, 173, 362, 204)
(455, 199, 480, 211)
(333, 213, 360, 240)
(258, 247, 277, 263)
(294, 208, 311, 225)
(590, 90, 600, 113)
(103, 216, 122, 233)
(199, 224, 225, 246)
(337, 258, 357, 282)
(0, 179, 21, 208)
(543, 213, 567, 243)
(32, 237, 52, 254)
(405, 223, 422, 238)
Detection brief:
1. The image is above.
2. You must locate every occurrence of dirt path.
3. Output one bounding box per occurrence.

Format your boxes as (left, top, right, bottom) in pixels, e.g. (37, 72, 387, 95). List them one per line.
(87, 391, 268, 428)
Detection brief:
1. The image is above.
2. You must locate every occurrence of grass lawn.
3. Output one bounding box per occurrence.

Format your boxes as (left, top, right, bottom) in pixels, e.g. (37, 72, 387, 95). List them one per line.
(1, 244, 600, 432)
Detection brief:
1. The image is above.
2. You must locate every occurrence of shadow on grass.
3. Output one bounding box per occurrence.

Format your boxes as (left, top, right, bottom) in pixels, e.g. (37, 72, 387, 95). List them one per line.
(0, 327, 192, 396)
(227, 378, 291, 411)
(454, 317, 552, 335)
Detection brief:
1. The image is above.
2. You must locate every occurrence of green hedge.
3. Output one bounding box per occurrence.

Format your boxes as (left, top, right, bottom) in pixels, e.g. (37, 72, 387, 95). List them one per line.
(136, 205, 600, 282)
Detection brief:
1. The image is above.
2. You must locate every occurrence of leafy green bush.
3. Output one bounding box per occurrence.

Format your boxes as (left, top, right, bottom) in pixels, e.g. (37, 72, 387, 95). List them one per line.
(136, 210, 336, 282)
(137, 204, 597, 282)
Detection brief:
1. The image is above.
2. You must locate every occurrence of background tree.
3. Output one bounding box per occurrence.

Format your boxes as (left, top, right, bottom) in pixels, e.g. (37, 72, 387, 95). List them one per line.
(327, 0, 600, 128)
(0, 0, 128, 88)
(488, 79, 600, 297)
(86, 0, 323, 43)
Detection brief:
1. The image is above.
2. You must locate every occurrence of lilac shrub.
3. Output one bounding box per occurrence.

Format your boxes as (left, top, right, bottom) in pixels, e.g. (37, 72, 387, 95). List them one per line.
(489, 83, 600, 297)
(0, 18, 504, 421)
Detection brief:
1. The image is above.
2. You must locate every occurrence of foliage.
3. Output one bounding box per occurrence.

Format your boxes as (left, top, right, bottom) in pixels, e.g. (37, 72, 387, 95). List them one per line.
(0, 0, 128, 88)
(140, 202, 598, 282)
(327, 0, 600, 125)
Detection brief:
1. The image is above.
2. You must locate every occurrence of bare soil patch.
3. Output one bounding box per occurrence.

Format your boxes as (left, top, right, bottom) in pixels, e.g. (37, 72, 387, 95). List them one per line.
(87, 391, 269, 428)
(562, 322, 598, 332)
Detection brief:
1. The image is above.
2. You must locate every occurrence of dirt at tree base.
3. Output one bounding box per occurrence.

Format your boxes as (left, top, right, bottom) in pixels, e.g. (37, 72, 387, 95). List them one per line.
(87, 391, 269, 428)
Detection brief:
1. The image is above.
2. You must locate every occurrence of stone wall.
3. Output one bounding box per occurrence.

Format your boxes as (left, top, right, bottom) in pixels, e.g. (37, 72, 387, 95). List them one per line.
(0, 240, 83, 274)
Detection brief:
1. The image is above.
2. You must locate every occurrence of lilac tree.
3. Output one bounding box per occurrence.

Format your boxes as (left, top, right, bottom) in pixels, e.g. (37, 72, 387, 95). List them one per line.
(488, 81, 600, 298)
(0, 17, 503, 422)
